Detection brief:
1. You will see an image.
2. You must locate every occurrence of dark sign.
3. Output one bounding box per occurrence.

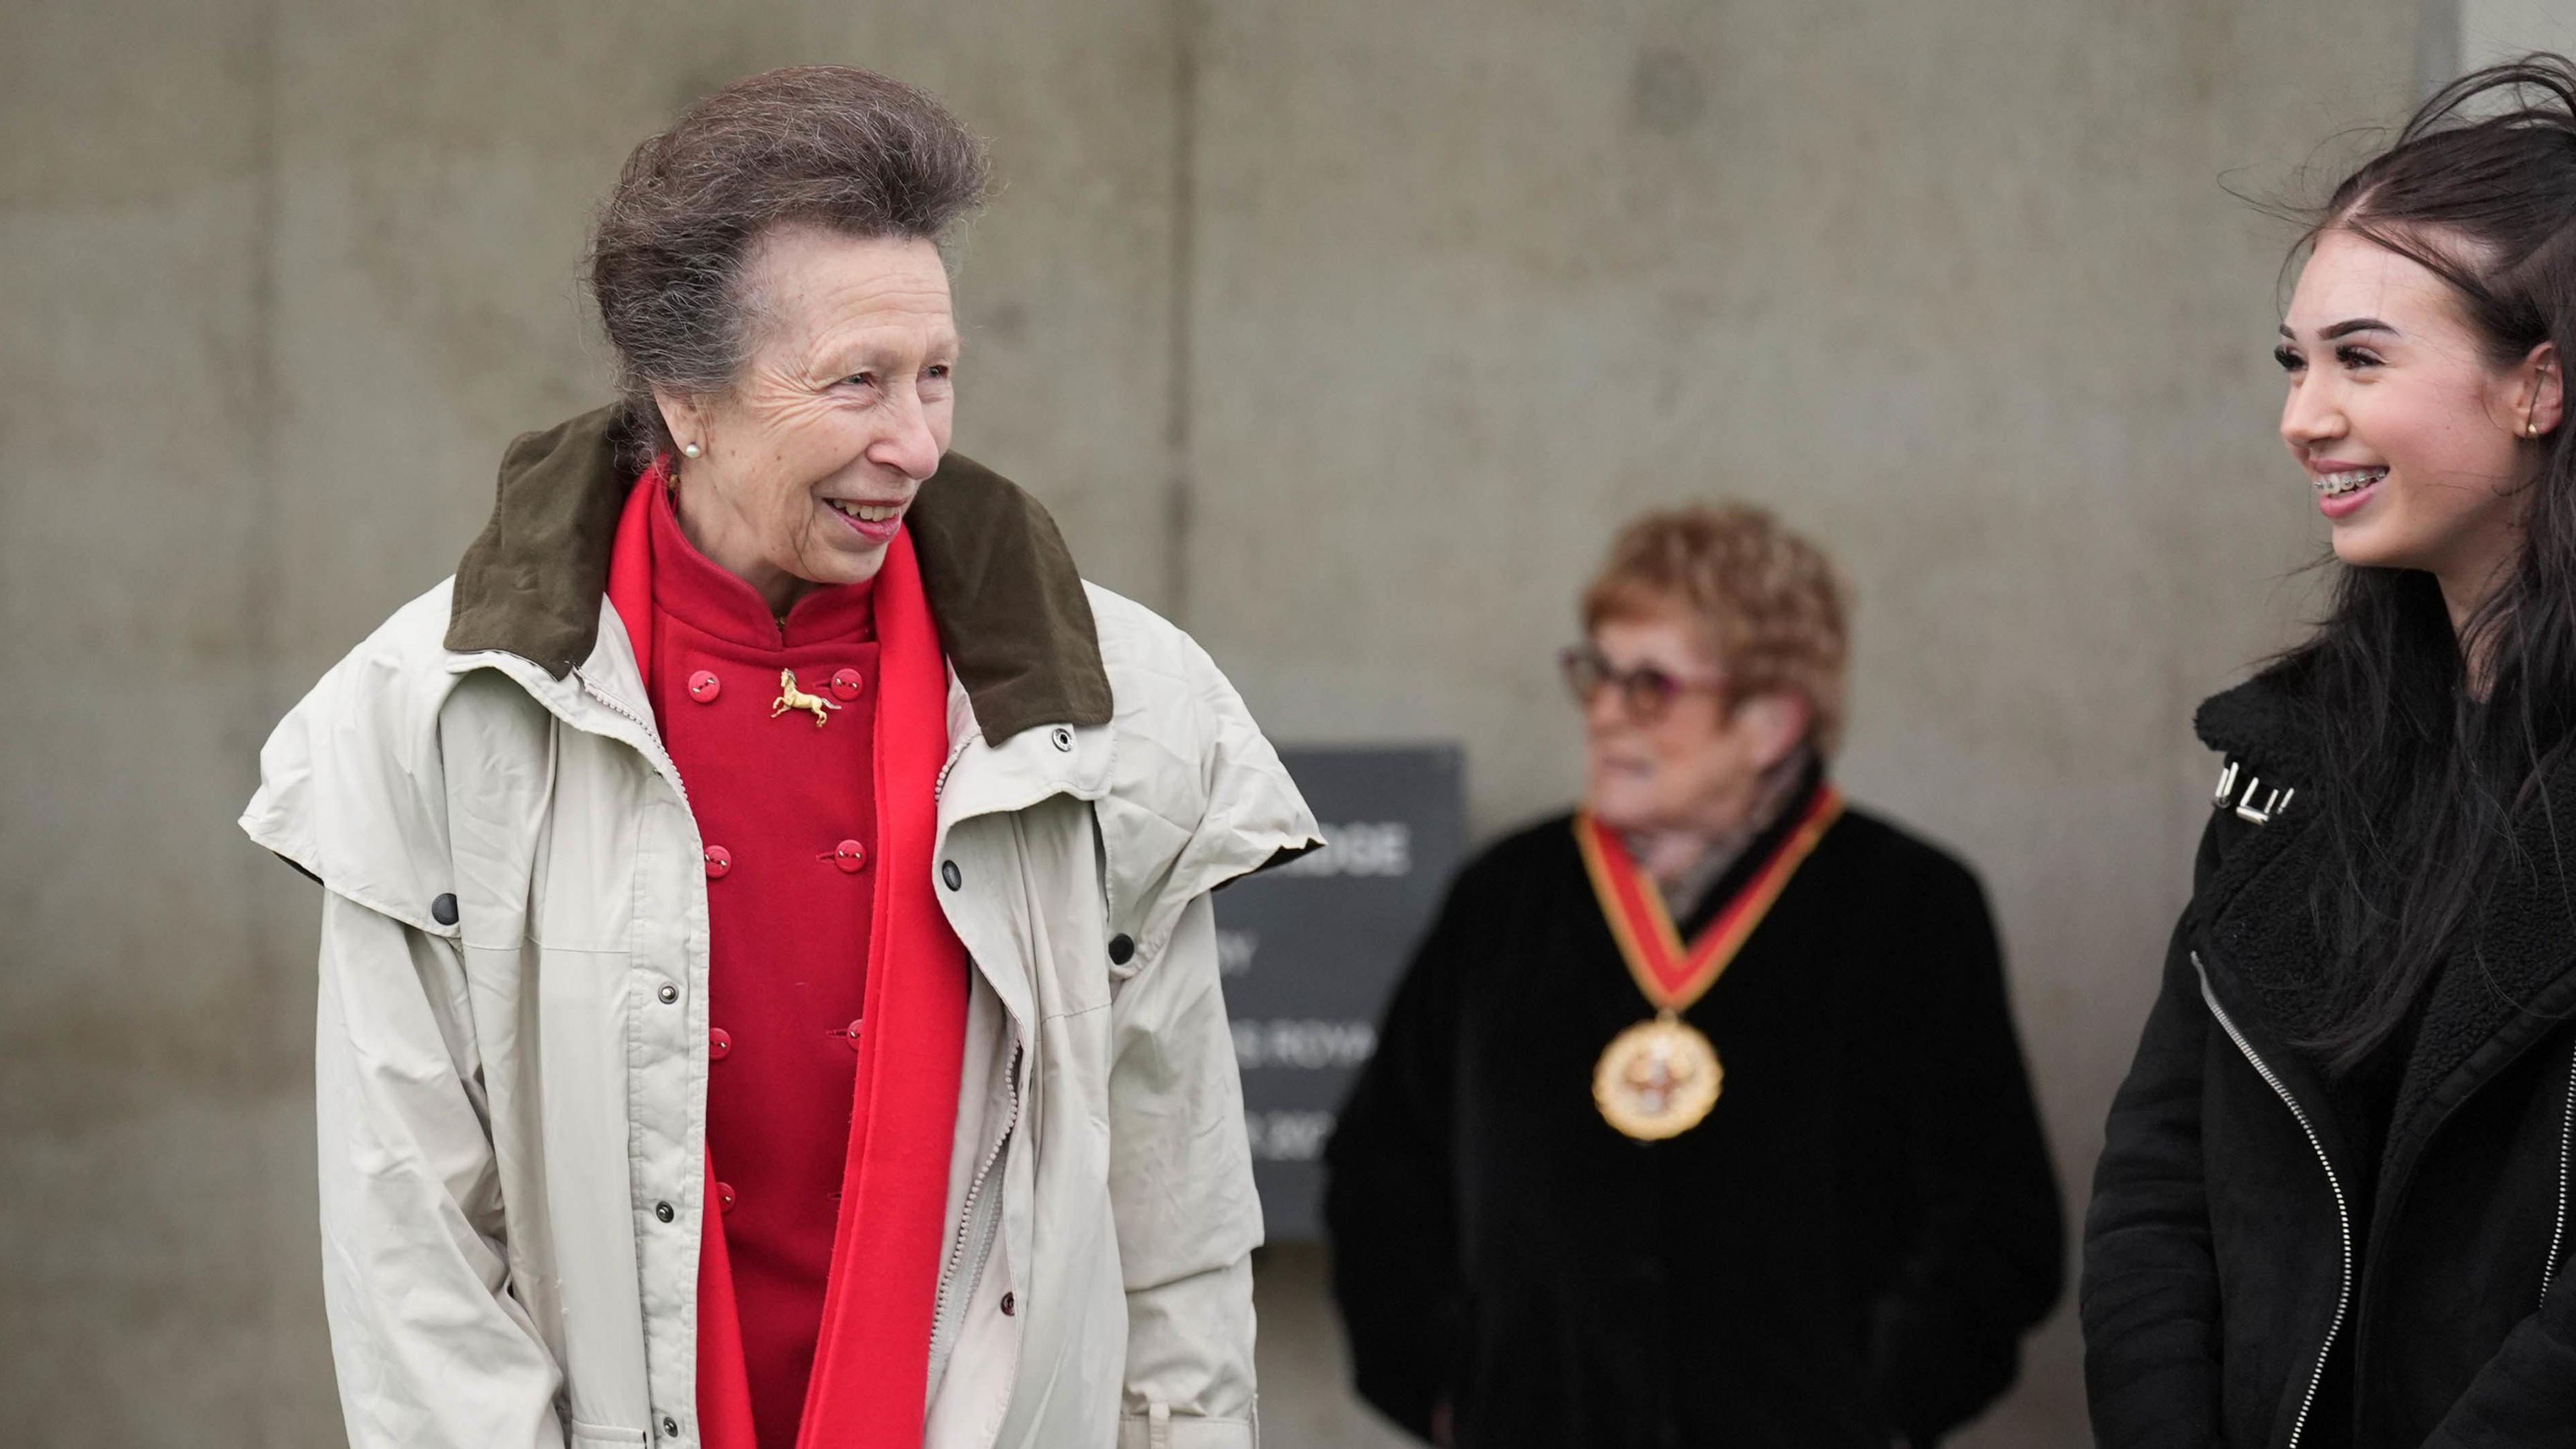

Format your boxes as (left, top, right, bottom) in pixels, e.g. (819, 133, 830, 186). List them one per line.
(1217, 745, 1466, 1241)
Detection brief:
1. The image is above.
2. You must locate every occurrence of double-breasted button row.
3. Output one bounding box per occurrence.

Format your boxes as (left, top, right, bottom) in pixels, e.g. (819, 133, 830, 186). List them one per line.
(710, 1023, 857, 1058)
(706, 841, 876, 879)
(681, 665, 868, 706)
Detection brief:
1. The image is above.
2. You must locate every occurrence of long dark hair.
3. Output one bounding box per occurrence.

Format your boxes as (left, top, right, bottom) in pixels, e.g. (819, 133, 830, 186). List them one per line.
(2286, 56, 2576, 1071)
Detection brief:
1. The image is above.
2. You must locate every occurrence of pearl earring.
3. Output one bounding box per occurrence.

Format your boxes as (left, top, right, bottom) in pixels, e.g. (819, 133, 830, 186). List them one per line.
(682, 442, 704, 458)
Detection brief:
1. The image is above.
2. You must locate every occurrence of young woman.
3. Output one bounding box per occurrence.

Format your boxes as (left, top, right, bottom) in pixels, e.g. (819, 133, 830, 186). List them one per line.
(2084, 59, 2576, 1449)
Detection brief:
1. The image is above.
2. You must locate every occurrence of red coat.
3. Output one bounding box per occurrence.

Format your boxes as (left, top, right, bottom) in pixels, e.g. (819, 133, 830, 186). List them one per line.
(631, 481, 879, 1446)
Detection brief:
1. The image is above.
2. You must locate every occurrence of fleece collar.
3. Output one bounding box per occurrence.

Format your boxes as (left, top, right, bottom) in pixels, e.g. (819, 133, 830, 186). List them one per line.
(442, 407, 1112, 745)
(2190, 665, 2576, 1179)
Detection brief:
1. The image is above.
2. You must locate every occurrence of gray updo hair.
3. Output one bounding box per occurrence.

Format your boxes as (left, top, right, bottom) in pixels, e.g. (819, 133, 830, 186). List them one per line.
(587, 65, 991, 470)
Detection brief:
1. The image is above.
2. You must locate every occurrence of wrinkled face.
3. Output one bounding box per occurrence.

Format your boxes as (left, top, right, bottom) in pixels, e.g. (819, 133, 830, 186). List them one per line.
(1578, 606, 1802, 835)
(657, 225, 957, 608)
(2278, 228, 2555, 604)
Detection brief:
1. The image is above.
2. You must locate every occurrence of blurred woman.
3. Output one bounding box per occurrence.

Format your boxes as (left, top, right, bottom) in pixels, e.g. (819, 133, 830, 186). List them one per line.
(2083, 59, 2576, 1448)
(241, 66, 1315, 1449)
(1325, 505, 2061, 1448)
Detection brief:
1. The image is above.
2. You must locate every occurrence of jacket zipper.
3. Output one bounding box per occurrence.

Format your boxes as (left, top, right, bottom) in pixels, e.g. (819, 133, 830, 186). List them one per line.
(934, 727, 981, 800)
(2546, 1041, 2575, 1304)
(574, 669, 695, 816)
(931, 1041, 1024, 1362)
(2192, 951, 2351, 1449)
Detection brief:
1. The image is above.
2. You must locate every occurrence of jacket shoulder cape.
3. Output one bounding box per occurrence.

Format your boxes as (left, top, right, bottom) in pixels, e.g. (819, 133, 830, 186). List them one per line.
(243, 407, 1318, 953)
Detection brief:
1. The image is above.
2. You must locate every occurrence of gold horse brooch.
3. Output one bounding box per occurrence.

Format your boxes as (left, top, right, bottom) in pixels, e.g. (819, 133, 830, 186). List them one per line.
(771, 669, 839, 728)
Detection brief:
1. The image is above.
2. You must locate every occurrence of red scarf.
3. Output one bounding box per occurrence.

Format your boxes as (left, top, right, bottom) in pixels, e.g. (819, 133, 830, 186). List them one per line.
(608, 462, 970, 1448)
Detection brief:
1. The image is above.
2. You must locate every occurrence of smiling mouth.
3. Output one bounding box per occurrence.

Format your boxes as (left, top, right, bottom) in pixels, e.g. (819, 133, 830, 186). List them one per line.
(2312, 466, 2387, 498)
(826, 499, 902, 523)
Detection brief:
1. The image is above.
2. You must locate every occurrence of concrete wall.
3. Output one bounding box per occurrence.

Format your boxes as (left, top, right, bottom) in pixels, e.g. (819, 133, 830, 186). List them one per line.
(2463, 0, 2576, 68)
(7, 0, 2528, 1444)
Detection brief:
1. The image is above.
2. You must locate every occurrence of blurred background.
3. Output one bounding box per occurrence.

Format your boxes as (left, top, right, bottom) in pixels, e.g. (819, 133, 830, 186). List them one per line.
(11, 0, 2576, 1444)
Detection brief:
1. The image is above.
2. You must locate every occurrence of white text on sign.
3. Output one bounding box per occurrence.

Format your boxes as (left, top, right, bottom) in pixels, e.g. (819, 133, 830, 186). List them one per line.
(1275, 822, 1413, 878)
(1244, 1110, 1338, 1161)
(1216, 928, 1259, 977)
(1232, 1018, 1379, 1070)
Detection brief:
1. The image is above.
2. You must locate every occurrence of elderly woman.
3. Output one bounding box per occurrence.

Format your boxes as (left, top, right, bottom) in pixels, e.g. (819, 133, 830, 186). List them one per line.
(1324, 505, 2061, 1448)
(241, 67, 1316, 1449)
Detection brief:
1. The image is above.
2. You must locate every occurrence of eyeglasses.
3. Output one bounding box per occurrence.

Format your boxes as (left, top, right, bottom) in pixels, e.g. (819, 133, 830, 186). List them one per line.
(1558, 645, 1728, 723)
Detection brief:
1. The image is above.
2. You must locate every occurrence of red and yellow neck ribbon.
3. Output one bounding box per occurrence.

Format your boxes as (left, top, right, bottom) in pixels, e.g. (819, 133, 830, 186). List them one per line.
(1574, 784, 1844, 1013)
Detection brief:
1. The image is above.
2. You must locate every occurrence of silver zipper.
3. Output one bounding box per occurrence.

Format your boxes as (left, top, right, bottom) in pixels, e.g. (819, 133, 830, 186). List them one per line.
(2546, 1041, 2575, 1304)
(930, 1041, 1024, 1360)
(574, 667, 695, 816)
(934, 727, 980, 800)
(2193, 951, 2351, 1449)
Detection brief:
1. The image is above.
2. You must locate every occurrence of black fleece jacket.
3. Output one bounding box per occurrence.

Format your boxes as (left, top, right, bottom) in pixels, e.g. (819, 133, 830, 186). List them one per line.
(1324, 788, 2063, 1448)
(2083, 669, 2576, 1449)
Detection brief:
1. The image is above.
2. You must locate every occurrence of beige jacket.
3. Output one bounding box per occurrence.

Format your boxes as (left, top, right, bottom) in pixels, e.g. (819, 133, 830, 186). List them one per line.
(239, 413, 1320, 1449)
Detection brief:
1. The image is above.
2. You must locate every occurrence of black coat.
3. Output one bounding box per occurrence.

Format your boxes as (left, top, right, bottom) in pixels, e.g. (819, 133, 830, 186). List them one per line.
(2083, 673, 2576, 1449)
(1324, 788, 2064, 1448)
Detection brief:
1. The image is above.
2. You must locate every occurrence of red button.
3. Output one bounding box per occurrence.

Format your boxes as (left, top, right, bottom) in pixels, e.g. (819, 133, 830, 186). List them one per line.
(716, 1181, 736, 1215)
(709, 1028, 731, 1060)
(830, 839, 868, 873)
(829, 667, 865, 701)
(846, 1018, 865, 1052)
(688, 670, 722, 703)
(703, 845, 731, 879)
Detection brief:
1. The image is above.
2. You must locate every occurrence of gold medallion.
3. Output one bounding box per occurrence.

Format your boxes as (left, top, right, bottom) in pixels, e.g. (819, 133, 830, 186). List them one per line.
(1574, 784, 1843, 1142)
(1593, 1012, 1723, 1142)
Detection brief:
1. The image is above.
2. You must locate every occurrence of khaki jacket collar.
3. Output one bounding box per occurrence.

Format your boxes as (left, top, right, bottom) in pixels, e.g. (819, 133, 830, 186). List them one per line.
(442, 406, 1112, 745)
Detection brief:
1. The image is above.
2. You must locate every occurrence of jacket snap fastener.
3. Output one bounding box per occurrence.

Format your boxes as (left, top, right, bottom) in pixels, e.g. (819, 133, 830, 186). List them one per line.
(654, 1201, 675, 1223)
(657, 982, 678, 1004)
(1000, 1291, 1016, 1316)
(430, 893, 458, 926)
(661, 1416, 678, 1437)
(942, 861, 962, 891)
(1050, 726, 1073, 752)
(1108, 934, 1136, 965)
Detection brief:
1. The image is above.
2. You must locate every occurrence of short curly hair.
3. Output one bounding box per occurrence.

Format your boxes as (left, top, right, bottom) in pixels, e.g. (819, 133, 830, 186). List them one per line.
(587, 65, 991, 468)
(1580, 503, 1852, 754)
